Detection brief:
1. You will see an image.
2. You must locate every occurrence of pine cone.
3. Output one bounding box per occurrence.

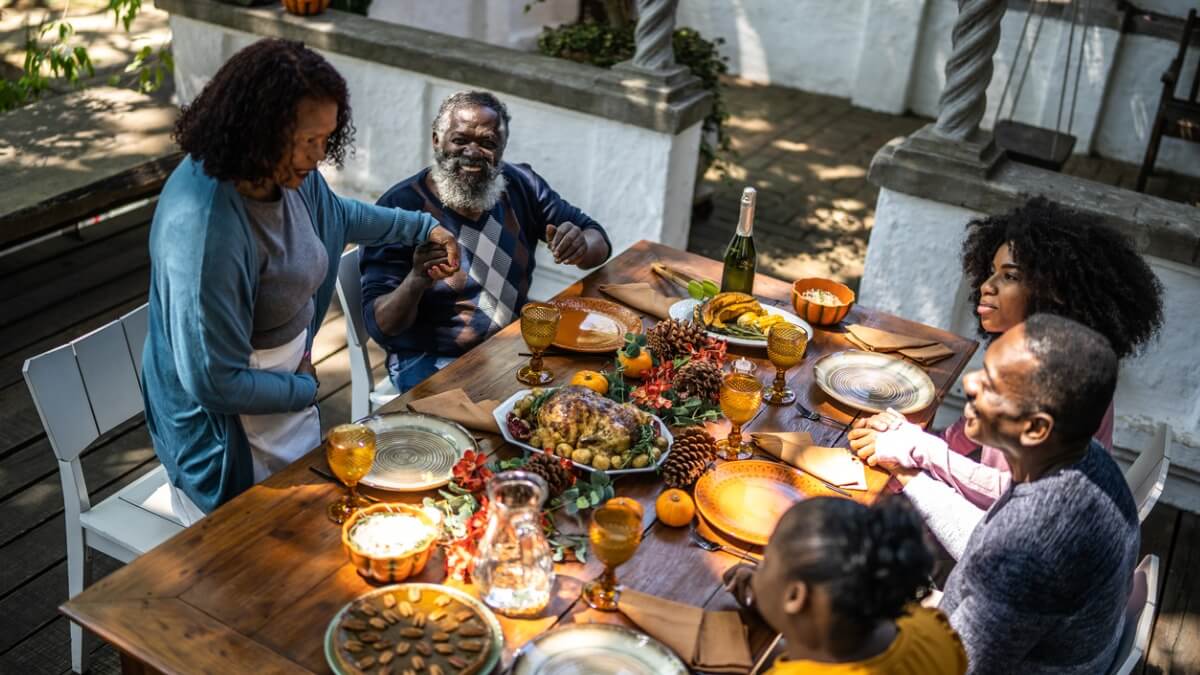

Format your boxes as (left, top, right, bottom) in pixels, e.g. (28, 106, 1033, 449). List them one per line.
(673, 359, 722, 403)
(647, 319, 708, 363)
(524, 452, 576, 498)
(661, 427, 719, 489)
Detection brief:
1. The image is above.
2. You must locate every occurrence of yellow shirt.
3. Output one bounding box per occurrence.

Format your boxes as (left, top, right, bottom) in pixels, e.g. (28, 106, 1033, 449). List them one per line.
(766, 607, 967, 675)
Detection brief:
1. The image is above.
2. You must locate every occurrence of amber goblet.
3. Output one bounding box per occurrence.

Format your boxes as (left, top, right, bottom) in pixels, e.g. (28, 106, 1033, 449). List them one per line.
(717, 372, 764, 461)
(326, 423, 377, 524)
(764, 323, 808, 405)
(517, 302, 561, 385)
(582, 502, 643, 611)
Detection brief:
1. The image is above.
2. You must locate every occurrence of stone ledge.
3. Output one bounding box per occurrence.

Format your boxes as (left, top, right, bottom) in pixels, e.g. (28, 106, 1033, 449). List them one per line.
(156, 0, 711, 136)
(869, 131, 1200, 268)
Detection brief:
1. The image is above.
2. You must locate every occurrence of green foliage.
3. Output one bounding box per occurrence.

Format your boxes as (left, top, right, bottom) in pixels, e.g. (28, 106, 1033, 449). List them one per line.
(558, 470, 613, 517)
(1, 0, 172, 112)
(537, 20, 731, 169)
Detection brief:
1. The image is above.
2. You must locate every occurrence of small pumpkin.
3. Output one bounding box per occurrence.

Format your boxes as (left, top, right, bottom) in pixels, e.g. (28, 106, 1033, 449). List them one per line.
(655, 489, 695, 528)
(282, 0, 331, 16)
(606, 496, 645, 520)
(618, 333, 654, 378)
(570, 370, 609, 395)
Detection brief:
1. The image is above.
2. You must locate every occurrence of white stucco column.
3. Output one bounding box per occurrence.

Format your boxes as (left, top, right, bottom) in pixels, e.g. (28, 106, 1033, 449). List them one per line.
(851, 0, 929, 114)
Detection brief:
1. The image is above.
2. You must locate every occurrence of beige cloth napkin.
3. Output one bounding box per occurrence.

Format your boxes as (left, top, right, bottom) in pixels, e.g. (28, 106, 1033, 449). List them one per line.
(845, 323, 954, 366)
(598, 282, 679, 320)
(407, 388, 499, 434)
(619, 589, 754, 673)
(750, 431, 868, 490)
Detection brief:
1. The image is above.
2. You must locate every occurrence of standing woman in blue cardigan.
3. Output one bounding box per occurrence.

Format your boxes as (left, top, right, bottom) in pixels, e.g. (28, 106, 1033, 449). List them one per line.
(143, 39, 459, 523)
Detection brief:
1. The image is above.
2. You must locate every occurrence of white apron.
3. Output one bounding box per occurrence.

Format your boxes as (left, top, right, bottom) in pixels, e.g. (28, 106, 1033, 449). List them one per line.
(169, 329, 320, 524)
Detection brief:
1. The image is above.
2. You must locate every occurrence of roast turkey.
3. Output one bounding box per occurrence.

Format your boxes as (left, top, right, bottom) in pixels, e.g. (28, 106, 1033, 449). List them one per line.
(535, 386, 650, 454)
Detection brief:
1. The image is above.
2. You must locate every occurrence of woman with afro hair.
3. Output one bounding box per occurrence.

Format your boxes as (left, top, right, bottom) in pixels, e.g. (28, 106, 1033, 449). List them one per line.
(142, 39, 459, 523)
(847, 196, 1163, 558)
(722, 496, 967, 673)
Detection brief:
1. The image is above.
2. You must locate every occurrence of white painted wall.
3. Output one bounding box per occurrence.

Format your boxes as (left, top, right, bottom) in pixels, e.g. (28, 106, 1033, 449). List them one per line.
(367, 0, 578, 51)
(169, 15, 700, 301)
(676, 0, 1200, 177)
(863, 187, 1200, 513)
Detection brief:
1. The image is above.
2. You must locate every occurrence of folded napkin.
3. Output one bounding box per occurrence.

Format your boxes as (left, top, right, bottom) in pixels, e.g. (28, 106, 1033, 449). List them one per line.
(407, 388, 499, 434)
(619, 589, 753, 673)
(598, 282, 679, 320)
(750, 431, 868, 490)
(845, 324, 954, 366)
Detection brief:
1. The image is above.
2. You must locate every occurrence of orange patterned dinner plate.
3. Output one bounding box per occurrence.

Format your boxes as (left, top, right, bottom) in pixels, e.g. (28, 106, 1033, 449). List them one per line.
(551, 297, 643, 353)
(693, 460, 808, 546)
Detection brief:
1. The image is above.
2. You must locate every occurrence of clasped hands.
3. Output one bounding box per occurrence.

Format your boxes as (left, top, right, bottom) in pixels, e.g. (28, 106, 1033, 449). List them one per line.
(412, 226, 461, 282)
(847, 408, 926, 472)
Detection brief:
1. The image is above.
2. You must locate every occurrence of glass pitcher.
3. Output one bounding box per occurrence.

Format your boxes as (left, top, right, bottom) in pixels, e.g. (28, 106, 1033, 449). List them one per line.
(473, 471, 555, 617)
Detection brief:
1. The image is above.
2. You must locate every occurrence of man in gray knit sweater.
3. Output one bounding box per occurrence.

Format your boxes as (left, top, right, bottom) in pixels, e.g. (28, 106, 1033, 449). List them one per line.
(938, 314, 1139, 674)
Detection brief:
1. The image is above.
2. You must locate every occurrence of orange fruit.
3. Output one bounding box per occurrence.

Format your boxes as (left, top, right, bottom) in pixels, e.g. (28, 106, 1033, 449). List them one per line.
(655, 489, 695, 528)
(570, 370, 609, 395)
(618, 349, 654, 379)
(606, 496, 645, 520)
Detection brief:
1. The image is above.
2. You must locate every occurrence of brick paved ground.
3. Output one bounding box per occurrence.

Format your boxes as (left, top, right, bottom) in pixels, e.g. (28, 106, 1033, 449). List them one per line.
(688, 77, 1200, 292)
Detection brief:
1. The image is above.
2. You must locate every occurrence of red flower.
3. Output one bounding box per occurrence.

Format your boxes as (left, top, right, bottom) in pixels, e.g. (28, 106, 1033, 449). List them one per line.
(451, 450, 493, 495)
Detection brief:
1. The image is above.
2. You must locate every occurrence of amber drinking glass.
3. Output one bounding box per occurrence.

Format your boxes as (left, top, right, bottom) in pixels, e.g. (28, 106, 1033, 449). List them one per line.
(764, 323, 808, 405)
(326, 423, 377, 524)
(718, 372, 763, 460)
(517, 302, 561, 385)
(582, 502, 643, 611)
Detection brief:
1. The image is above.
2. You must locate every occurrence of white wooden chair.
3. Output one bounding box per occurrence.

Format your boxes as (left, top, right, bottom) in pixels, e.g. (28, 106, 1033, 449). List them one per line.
(1125, 423, 1173, 523)
(335, 246, 398, 421)
(1107, 554, 1160, 675)
(22, 304, 185, 674)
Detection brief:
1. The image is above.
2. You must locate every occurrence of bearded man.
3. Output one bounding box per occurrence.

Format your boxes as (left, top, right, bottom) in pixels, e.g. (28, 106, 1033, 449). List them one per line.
(360, 90, 611, 393)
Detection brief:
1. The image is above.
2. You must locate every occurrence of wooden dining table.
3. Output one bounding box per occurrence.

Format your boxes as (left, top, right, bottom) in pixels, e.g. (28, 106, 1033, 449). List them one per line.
(62, 240, 978, 674)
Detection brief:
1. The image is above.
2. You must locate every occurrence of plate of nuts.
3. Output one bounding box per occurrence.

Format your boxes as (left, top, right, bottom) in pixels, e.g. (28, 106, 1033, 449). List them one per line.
(324, 583, 503, 675)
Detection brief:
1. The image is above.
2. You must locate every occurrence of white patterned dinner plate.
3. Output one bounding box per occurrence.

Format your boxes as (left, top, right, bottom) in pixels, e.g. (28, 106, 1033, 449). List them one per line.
(512, 623, 688, 675)
(357, 412, 477, 491)
(668, 298, 812, 348)
(813, 350, 936, 414)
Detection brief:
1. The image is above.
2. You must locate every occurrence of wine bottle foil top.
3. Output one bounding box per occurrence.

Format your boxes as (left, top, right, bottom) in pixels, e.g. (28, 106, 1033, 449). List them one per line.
(740, 187, 757, 205)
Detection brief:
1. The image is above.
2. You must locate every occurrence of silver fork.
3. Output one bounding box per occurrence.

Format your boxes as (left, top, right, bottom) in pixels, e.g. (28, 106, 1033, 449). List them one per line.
(689, 523, 760, 565)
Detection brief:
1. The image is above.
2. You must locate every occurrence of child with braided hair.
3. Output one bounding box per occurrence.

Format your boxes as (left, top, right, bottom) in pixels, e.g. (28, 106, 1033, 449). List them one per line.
(723, 496, 966, 674)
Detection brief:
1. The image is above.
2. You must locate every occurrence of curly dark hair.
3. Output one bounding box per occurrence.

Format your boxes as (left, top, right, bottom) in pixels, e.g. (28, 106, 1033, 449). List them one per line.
(773, 496, 933, 638)
(961, 196, 1164, 359)
(173, 38, 354, 183)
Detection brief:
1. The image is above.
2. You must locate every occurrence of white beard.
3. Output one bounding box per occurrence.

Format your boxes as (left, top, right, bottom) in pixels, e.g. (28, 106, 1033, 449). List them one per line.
(430, 161, 506, 214)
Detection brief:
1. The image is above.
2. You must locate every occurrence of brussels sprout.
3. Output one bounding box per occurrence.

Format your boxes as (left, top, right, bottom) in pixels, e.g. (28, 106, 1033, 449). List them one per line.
(571, 448, 593, 465)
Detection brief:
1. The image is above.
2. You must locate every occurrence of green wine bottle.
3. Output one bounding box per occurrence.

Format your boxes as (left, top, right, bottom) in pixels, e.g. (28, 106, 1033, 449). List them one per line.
(721, 187, 757, 294)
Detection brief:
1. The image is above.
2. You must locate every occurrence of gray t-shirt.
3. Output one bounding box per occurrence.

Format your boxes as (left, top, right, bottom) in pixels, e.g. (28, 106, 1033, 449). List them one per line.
(241, 189, 328, 349)
(940, 441, 1139, 675)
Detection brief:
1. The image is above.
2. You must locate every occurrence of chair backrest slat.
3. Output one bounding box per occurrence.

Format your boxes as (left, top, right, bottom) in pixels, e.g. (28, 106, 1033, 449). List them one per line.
(121, 304, 149, 383)
(74, 321, 143, 435)
(23, 345, 101, 462)
(1185, 11, 1200, 102)
(1126, 423, 1171, 522)
(336, 247, 367, 351)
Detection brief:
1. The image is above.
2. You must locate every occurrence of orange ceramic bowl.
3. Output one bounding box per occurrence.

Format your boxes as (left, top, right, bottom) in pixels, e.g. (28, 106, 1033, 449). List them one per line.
(342, 503, 440, 584)
(282, 0, 331, 16)
(792, 278, 855, 326)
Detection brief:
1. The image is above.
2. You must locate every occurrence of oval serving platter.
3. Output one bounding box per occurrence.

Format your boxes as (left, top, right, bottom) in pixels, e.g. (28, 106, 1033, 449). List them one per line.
(492, 389, 673, 476)
(550, 296, 643, 353)
(357, 412, 478, 491)
(668, 298, 812, 348)
(812, 350, 936, 415)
